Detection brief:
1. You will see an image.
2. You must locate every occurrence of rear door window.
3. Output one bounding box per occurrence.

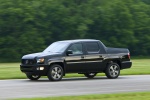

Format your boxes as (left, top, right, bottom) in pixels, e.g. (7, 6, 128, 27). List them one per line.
(85, 42, 100, 53)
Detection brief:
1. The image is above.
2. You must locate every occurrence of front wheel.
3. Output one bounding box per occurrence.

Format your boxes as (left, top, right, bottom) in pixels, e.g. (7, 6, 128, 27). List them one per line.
(105, 63, 120, 79)
(26, 74, 41, 80)
(84, 73, 97, 78)
(47, 64, 64, 81)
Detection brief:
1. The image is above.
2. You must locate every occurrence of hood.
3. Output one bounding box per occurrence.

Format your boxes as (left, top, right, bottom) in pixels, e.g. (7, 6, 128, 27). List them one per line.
(22, 52, 62, 59)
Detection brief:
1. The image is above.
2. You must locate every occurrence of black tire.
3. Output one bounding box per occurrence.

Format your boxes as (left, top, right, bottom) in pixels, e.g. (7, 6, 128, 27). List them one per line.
(84, 73, 97, 78)
(105, 62, 120, 79)
(47, 64, 64, 81)
(26, 74, 41, 80)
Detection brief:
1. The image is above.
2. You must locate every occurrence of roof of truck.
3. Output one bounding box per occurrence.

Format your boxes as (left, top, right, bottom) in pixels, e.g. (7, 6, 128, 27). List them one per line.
(56, 39, 99, 43)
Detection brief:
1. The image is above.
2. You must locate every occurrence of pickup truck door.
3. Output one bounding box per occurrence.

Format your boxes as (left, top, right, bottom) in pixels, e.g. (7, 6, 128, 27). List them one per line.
(65, 43, 86, 72)
(85, 54, 103, 71)
(84, 42, 103, 71)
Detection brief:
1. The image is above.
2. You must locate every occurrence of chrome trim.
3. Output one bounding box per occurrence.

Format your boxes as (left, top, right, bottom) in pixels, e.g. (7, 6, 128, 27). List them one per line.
(66, 61, 85, 64)
(66, 60, 102, 64)
(86, 60, 102, 63)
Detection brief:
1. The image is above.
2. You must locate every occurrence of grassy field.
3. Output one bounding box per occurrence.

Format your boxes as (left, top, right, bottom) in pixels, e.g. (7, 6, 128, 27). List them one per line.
(14, 92, 150, 100)
(0, 59, 149, 79)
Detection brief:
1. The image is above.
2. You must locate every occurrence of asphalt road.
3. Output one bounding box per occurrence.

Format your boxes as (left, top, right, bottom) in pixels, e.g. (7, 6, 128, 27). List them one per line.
(0, 75, 150, 99)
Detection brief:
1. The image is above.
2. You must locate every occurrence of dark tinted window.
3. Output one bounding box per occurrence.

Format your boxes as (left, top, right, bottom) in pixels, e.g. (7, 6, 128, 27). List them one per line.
(86, 42, 100, 53)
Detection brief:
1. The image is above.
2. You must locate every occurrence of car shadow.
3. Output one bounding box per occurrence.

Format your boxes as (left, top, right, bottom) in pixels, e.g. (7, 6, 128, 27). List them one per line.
(24, 76, 127, 82)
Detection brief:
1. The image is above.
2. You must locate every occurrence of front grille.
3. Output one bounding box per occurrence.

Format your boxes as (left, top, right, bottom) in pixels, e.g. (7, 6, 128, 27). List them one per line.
(22, 59, 36, 65)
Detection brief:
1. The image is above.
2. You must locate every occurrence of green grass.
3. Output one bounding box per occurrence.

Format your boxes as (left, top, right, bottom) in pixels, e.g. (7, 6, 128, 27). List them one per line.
(13, 92, 150, 100)
(121, 59, 150, 75)
(0, 59, 149, 79)
(0, 63, 26, 79)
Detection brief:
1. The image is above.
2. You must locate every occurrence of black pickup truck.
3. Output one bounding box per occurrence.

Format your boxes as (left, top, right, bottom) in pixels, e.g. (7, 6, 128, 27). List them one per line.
(20, 39, 132, 81)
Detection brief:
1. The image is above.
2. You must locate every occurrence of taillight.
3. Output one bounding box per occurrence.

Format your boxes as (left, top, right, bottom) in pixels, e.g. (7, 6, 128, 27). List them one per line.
(128, 53, 130, 59)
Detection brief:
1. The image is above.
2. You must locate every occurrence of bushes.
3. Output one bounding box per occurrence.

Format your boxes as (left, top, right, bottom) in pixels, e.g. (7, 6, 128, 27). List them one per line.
(0, 0, 150, 62)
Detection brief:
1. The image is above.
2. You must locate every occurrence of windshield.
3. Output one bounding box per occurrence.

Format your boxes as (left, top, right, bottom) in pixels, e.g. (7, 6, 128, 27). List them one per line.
(43, 42, 70, 53)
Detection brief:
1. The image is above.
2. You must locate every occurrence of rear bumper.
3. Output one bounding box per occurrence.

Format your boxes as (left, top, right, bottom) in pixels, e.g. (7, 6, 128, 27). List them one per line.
(121, 61, 132, 69)
(20, 64, 49, 76)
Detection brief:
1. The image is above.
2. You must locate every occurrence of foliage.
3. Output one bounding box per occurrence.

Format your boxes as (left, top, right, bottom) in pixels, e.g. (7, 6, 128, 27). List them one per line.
(0, 0, 150, 61)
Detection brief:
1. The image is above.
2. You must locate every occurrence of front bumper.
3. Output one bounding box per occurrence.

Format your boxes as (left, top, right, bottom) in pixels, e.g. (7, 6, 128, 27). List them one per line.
(121, 61, 132, 69)
(20, 64, 49, 76)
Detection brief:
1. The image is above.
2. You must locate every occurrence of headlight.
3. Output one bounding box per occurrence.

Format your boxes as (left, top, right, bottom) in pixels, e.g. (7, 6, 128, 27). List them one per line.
(37, 58, 45, 63)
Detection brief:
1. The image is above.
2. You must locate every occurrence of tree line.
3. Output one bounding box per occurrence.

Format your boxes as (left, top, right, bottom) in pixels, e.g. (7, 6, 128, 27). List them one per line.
(0, 0, 150, 62)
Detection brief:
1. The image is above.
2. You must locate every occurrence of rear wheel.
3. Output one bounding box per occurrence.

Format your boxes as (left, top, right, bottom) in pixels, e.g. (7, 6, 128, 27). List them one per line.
(105, 62, 120, 79)
(84, 73, 97, 78)
(47, 64, 64, 81)
(26, 74, 41, 80)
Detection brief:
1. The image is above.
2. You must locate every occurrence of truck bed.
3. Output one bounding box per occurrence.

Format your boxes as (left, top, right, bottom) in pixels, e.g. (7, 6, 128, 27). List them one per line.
(106, 47, 129, 54)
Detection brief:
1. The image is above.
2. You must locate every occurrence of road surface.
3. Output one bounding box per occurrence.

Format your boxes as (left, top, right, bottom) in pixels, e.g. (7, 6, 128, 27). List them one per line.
(0, 75, 150, 99)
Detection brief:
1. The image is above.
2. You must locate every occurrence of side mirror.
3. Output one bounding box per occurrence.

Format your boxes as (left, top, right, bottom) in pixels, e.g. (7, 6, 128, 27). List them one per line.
(66, 50, 73, 56)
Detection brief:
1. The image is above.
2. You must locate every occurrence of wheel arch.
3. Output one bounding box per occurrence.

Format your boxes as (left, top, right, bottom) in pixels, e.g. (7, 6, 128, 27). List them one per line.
(106, 59, 121, 69)
(49, 62, 65, 76)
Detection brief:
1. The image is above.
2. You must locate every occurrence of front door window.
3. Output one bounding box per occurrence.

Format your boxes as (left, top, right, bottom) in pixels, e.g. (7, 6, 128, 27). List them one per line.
(68, 43, 83, 55)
